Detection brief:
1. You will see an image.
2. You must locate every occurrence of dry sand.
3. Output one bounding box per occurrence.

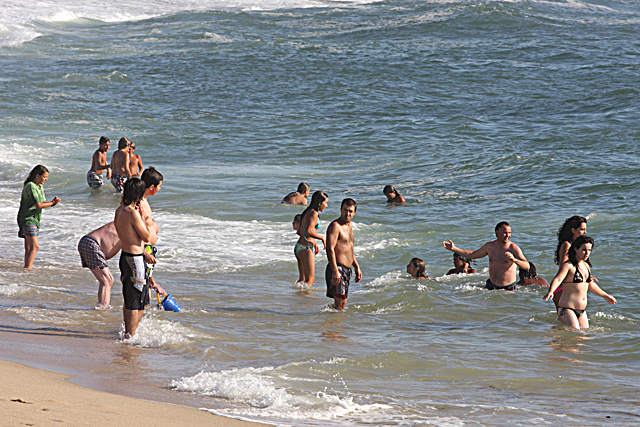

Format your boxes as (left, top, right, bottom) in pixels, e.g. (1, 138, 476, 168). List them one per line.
(0, 359, 269, 427)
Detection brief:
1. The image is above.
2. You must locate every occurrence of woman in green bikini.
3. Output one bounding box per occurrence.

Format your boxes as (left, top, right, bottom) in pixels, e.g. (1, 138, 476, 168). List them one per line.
(544, 235, 616, 329)
(294, 191, 328, 287)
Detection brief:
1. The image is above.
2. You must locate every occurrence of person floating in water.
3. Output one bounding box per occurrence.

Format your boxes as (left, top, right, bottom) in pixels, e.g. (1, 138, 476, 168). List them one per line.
(443, 221, 529, 290)
(325, 198, 362, 311)
(407, 258, 429, 279)
(282, 182, 310, 205)
(516, 262, 548, 287)
(446, 253, 477, 275)
(17, 165, 61, 269)
(543, 235, 616, 329)
(87, 136, 111, 189)
(383, 185, 406, 205)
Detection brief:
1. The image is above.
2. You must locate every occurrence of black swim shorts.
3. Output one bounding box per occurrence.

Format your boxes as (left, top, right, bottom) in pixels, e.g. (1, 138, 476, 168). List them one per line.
(326, 263, 351, 299)
(120, 252, 149, 310)
(486, 279, 517, 291)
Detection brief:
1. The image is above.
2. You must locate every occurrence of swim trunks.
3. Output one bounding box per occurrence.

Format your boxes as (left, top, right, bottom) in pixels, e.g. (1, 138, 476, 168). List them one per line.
(111, 174, 127, 193)
(86, 171, 104, 190)
(326, 263, 351, 299)
(486, 279, 517, 291)
(18, 223, 39, 238)
(119, 251, 149, 310)
(78, 235, 108, 270)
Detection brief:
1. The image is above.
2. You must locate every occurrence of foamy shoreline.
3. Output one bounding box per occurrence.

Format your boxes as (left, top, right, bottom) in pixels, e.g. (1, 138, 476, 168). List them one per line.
(0, 359, 269, 427)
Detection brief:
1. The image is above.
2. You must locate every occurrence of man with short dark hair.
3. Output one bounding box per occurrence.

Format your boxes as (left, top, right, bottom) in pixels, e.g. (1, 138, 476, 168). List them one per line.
(325, 198, 362, 310)
(443, 222, 529, 290)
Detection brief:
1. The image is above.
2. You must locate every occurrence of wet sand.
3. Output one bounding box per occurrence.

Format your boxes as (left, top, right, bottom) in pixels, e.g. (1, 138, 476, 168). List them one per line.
(0, 329, 269, 427)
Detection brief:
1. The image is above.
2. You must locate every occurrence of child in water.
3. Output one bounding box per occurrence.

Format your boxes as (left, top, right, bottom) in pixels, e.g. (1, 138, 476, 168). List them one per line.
(407, 258, 429, 279)
(446, 253, 477, 275)
(383, 185, 406, 205)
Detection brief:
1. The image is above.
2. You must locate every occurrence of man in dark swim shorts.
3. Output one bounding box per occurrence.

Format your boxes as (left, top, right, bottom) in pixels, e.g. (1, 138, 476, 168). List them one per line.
(326, 263, 352, 300)
(120, 251, 150, 310)
(443, 221, 530, 291)
(325, 198, 362, 311)
(485, 279, 517, 291)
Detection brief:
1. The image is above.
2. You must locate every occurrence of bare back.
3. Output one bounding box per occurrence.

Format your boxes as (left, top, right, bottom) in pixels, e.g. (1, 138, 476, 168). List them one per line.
(111, 149, 131, 178)
(87, 222, 122, 260)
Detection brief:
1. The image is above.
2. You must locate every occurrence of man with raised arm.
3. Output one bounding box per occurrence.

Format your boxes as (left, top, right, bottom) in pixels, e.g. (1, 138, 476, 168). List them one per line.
(443, 221, 530, 291)
(325, 198, 362, 311)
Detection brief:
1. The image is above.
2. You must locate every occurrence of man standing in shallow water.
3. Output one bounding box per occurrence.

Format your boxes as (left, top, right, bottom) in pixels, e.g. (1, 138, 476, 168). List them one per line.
(443, 221, 530, 291)
(87, 136, 111, 189)
(325, 198, 362, 310)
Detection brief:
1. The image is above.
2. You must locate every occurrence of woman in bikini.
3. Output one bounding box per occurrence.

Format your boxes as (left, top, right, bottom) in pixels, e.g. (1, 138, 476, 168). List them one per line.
(551, 216, 588, 309)
(406, 258, 429, 279)
(544, 235, 616, 329)
(294, 191, 328, 286)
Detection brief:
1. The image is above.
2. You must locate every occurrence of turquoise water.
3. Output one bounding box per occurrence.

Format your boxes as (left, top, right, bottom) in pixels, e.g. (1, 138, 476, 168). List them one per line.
(1, 0, 640, 425)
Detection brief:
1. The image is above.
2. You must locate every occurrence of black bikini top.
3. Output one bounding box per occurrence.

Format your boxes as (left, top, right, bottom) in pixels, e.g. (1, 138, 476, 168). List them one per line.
(573, 266, 592, 283)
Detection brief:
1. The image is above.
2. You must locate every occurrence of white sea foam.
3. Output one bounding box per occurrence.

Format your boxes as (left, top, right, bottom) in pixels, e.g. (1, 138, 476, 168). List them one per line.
(120, 312, 206, 347)
(171, 364, 391, 420)
(0, 0, 381, 46)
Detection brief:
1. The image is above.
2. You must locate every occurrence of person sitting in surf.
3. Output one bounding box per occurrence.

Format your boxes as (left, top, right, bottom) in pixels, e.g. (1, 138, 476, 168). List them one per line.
(543, 235, 616, 329)
(446, 253, 477, 275)
(383, 184, 406, 205)
(282, 182, 310, 205)
(516, 262, 548, 287)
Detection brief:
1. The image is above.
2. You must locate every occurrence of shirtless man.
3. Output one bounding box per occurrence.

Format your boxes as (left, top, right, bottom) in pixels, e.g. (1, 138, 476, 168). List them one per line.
(114, 178, 160, 337)
(110, 137, 133, 193)
(78, 221, 158, 308)
(87, 136, 111, 189)
(443, 221, 530, 291)
(325, 198, 362, 311)
(128, 142, 144, 178)
(282, 182, 310, 205)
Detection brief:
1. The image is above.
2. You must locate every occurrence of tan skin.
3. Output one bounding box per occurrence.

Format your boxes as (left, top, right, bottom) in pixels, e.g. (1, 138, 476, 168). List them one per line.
(443, 225, 529, 287)
(111, 145, 133, 179)
(295, 200, 327, 286)
(553, 222, 588, 309)
(446, 254, 477, 275)
(326, 203, 362, 311)
(406, 262, 429, 279)
(128, 146, 144, 178)
(384, 189, 405, 205)
(23, 172, 60, 269)
(544, 242, 616, 329)
(114, 199, 153, 337)
(90, 141, 112, 179)
(283, 189, 310, 205)
(86, 221, 159, 307)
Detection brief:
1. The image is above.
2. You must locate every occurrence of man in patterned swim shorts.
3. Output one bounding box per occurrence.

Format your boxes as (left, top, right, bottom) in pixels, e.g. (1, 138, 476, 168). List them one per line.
(110, 137, 134, 193)
(78, 221, 158, 308)
(87, 136, 111, 190)
(325, 198, 362, 311)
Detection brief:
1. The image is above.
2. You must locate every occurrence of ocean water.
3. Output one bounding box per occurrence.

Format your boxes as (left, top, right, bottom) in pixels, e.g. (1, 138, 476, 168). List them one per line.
(1, 0, 640, 425)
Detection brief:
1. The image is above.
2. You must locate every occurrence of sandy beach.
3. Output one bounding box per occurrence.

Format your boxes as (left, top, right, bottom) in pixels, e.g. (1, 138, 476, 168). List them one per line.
(1, 359, 268, 427)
